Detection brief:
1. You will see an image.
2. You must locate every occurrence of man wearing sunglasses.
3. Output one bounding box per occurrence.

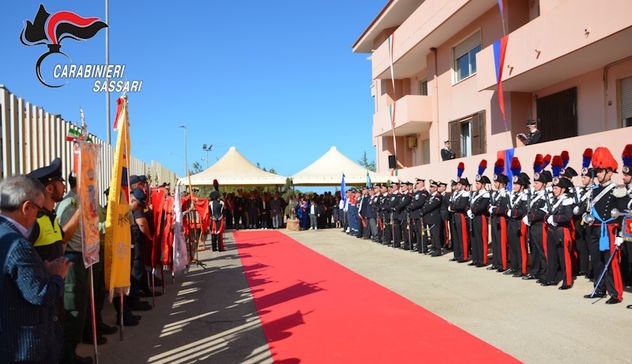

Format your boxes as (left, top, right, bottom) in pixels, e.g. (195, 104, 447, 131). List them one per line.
(26, 158, 81, 263)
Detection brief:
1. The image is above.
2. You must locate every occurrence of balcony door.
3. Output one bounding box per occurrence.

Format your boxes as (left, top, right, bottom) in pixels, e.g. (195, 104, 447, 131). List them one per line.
(536, 87, 577, 142)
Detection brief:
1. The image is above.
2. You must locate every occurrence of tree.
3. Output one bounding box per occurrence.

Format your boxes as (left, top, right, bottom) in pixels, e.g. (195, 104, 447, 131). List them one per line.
(358, 150, 376, 172)
(192, 161, 204, 174)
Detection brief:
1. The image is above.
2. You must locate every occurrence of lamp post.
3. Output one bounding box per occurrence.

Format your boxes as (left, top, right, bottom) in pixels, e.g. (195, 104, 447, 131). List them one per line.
(202, 144, 213, 169)
(179, 125, 188, 177)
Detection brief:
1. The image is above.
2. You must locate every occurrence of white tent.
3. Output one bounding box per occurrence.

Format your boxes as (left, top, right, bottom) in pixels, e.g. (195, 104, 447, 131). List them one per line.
(291, 146, 397, 186)
(181, 146, 287, 186)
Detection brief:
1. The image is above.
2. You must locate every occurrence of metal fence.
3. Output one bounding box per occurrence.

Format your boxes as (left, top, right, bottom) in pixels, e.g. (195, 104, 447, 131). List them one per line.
(0, 84, 179, 206)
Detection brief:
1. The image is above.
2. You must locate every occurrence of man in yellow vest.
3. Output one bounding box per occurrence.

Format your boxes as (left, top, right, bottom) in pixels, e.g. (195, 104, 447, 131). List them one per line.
(26, 158, 81, 262)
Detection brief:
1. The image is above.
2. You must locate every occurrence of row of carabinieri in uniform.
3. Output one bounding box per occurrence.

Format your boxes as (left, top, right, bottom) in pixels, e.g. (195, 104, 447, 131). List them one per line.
(354, 145, 632, 306)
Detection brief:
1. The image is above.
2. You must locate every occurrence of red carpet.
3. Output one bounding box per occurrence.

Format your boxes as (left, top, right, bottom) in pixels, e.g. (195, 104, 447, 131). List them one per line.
(233, 230, 519, 363)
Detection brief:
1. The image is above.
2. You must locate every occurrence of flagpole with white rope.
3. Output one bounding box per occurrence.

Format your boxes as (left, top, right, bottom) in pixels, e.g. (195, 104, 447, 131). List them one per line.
(388, 34, 398, 176)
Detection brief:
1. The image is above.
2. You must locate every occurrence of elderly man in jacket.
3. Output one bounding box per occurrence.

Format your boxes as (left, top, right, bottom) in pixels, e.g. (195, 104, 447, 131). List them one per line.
(1, 175, 72, 363)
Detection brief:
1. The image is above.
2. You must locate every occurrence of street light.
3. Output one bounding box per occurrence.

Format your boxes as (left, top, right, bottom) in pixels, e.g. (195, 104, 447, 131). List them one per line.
(202, 144, 213, 169)
(178, 125, 188, 178)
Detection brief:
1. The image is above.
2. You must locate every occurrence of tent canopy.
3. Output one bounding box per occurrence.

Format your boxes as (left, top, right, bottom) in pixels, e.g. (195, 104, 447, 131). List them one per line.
(181, 146, 287, 186)
(291, 146, 397, 186)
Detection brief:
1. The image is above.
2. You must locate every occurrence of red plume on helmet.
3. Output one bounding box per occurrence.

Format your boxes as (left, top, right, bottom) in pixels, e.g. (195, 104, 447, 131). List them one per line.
(213, 179, 219, 192)
(551, 155, 564, 177)
(477, 159, 487, 176)
(533, 154, 545, 174)
(494, 158, 504, 176)
(510, 157, 521, 176)
(560, 150, 569, 168)
(543, 154, 551, 168)
(622, 144, 632, 172)
(592, 147, 618, 171)
(457, 162, 465, 178)
(582, 148, 593, 169)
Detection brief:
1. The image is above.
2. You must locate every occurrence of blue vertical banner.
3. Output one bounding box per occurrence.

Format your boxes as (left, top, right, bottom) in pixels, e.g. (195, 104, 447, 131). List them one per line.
(504, 148, 515, 190)
(341, 173, 346, 207)
(366, 171, 372, 188)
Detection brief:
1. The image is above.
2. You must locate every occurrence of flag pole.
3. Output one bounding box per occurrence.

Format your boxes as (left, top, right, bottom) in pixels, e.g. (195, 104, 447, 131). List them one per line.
(105, 0, 111, 145)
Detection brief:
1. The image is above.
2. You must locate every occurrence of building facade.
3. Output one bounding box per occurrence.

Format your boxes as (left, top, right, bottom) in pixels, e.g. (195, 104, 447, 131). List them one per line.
(353, 0, 632, 182)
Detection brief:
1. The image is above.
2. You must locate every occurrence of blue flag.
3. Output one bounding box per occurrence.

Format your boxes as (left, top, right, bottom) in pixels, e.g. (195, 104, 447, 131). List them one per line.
(341, 173, 346, 207)
(366, 171, 372, 188)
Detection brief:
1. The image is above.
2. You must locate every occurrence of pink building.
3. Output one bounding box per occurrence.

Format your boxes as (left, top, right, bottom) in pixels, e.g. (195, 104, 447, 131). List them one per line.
(353, 0, 632, 183)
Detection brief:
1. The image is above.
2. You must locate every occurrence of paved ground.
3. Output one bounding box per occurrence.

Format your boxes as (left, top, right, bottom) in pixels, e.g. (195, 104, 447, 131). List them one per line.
(77, 233, 273, 364)
(77, 229, 632, 363)
(283, 229, 632, 364)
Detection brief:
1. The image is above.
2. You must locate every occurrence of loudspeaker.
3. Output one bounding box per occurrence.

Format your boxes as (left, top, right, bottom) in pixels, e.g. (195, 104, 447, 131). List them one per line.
(388, 155, 397, 169)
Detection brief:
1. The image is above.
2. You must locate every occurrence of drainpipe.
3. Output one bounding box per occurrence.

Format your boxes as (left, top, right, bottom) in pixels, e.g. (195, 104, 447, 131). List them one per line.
(431, 47, 440, 162)
(602, 55, 632, 130)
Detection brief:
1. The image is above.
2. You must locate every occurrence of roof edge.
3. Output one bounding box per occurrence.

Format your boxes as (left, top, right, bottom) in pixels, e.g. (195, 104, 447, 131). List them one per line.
(352, 0, 395, 52)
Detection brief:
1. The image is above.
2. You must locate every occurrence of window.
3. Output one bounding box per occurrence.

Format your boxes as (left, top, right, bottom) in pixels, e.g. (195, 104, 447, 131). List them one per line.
(536, 87, 577, 142)
(448, 111, 486, 158)
(419, 79, 428, 96)
(620, 76, 632, 127)
(453, 31, 481, 83)
(421, 138, 430, 165)
(460, 121, 472, 157)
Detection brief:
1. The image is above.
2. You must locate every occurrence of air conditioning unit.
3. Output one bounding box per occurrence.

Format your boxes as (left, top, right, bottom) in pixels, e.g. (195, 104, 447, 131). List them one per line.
(407, 135, 417, 149)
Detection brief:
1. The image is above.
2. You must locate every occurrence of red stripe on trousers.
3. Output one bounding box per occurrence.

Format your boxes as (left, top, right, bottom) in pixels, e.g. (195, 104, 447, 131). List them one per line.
(570, 219, 578, 270)
(482, 215, 488, 265)
(445, 221, 450, 247)
(500, 216, 508, 270)
(520, 222, 527, 275)
(607, 224, 623, 301)
(461, 214, 468, 260)
(542, 223, 548, 260)
(563, 228, 573, 287)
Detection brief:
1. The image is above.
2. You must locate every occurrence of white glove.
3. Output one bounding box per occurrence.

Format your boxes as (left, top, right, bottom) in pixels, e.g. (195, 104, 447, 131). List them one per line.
(448, 206, 453, 212)
(522, 216, 530, 226)
(489, 206, 496, 214)
(467, 210, 474, 219)
(546, 216, 557, 226)
(573, 206, 580, 215)
(615, 237, 624, 247)
(507, 210, 512, 217)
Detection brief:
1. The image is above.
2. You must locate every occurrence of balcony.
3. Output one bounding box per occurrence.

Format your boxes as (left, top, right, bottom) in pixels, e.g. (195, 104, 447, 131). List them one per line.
(373, 95, 433, 138)
(476, 0, 632, 92)
(371, 0, 497, 80)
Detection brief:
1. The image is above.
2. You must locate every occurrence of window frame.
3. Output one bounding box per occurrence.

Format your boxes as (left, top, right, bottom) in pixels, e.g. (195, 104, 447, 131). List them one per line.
(452, 30, 482, 85)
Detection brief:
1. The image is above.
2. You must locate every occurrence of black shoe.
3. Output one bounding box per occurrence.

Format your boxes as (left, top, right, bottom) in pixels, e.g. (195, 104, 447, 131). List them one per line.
(487, 266, 498, 270)
(450, 258, 458, 261)
(116, 314, 140, 326)
(82, 333, 107, 345)
(497, 268, 506, 273)
(577, 271, 588, 276)
(129, 301, 152, 311)
(69, 354, 93, 364)
(540, 281, 556, 286)
(627, 304, 632, 309)
(458, 259, 469, 263)
(503, 269, 515, 275)
(605, 297, 621, 305)
(468, 262, 477, 266)
(139, 290, 163, 298)
(97, 322, 118, 336)
(476, 263, 486, 268)
(513, 272, 524, 278)
(584, 292, 606, 299)
(522, 274, 537, 280)
(558, 285, 572, 290)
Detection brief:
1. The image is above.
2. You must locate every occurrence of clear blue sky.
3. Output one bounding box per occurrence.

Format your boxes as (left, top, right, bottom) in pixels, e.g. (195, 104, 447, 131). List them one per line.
(0, 1, 385, 178)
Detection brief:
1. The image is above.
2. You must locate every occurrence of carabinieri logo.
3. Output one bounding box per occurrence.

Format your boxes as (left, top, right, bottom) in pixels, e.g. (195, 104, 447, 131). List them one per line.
(20, 4, 107, 88)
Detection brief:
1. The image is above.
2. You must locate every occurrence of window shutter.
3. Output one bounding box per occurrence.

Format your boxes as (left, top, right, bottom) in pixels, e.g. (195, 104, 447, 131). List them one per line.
(479, 110, 486, 154)
(449, 120, 461, 158)
(471, 113, 481, 155)
(621, 76, 632, 126)
(470, 110, 486, 155)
